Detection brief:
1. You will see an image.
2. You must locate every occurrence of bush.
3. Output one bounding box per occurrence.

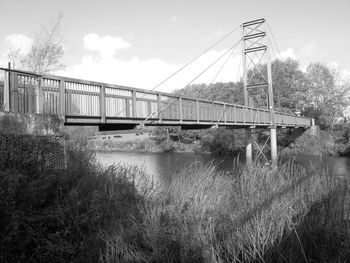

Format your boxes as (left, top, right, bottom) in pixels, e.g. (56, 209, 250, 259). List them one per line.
(0, 138, 147, 262)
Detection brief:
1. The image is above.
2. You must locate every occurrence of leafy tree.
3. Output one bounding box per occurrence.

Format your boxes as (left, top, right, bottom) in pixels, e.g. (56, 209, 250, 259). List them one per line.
(8, 15, 65, 74)
(244, 59, 308, 112)
(176, 81, 244, 105)
(271, 59, 309, 112)
(303, 62, 349, 129)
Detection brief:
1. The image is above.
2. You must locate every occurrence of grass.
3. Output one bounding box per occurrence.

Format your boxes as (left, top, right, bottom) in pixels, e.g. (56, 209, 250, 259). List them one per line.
(0, 135, 349, 262)
(102, 160, 350, 263)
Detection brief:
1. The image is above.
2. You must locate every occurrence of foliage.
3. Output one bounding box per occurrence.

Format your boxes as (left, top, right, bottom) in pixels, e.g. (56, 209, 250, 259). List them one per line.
(176, 81, 244, 105)
(62, 126, 98, 147)
(88, 138, 161, 152)
(8, 15, 65, 74)
(303, 63, 349, 129)
(103, 161, 349, 263)
(176, 59, 350, 130)
(271, 59, 309, 111)
(201, 128, 244, 154)
(1, 134, 349, 262)
(0, 137, 146, 262)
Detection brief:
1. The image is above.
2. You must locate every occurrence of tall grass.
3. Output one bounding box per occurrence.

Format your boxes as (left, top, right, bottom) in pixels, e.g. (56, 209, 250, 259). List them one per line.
(102, 160, 349, 263)
(1, 135, 348, 262)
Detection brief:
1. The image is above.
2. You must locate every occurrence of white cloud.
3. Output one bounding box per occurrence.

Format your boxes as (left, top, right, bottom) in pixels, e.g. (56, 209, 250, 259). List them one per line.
(5, 34, 32, 55)
(59, 33, 243, 92)
(301, 42, 317, 55)
(280, 48, 297, 60)
(83, 33, 130, 58)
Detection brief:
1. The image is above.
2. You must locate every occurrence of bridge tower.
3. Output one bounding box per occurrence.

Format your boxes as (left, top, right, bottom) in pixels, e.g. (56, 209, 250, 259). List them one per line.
(241, 18, 277, 167)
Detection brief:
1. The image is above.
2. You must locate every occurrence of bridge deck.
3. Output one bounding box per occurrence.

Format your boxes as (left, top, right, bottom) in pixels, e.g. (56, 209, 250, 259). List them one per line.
(0, 69, 311, 130)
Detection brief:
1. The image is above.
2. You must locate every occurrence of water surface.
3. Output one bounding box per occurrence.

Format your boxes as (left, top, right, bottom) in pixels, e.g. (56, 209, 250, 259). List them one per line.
(96, 151, 350, 179)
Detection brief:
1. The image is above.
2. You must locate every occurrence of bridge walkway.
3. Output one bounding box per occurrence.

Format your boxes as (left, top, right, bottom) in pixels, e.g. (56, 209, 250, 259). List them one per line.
(0, 68, 311, 130)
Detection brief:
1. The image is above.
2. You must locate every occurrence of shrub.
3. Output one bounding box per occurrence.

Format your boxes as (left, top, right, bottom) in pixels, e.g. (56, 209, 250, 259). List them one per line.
(0, 138, 147, 262)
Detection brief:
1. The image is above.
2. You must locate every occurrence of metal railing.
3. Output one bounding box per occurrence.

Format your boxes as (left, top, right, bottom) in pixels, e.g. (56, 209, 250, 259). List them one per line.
(0, 68, 311, 128)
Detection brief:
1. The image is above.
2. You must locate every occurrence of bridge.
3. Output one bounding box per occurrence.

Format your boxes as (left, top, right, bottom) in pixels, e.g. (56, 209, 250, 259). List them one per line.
(0, 18, 312, 166)
(0, 68, 310, 130)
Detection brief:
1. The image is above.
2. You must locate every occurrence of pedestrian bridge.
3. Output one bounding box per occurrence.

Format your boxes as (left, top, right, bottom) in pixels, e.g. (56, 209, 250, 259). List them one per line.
(0, 68, 310, 131)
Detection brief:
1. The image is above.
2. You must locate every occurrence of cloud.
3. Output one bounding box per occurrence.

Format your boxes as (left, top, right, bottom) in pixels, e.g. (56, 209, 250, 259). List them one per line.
(169, 15, 184, 23)
(59, 33, 243, 92)
(301, 42, 317, 55)
(83, 33, 130, 58)
(280, 48, 297, 60)
(5, 34, 32, 55)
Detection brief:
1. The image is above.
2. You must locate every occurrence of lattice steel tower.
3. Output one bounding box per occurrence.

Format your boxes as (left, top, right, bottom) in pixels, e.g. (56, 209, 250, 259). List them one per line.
(241, 18, 277, 166)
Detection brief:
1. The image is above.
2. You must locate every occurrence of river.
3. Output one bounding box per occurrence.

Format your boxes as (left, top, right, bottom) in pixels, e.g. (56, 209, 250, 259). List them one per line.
(95, 151, 350, 179)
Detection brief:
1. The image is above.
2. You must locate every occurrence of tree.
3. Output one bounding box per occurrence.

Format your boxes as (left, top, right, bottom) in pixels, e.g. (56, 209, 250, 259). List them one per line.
(303, 62, 349, 129)
(244, 59, 309, 112)
(8, 15, 65, 74)
(175, 81, 244, 105)
(271, 59, 309, 112)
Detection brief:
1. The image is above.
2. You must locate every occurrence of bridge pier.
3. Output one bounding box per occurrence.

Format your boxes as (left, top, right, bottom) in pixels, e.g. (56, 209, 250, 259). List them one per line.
(245, 128, 252, 166)
(270, 127, 277, 167)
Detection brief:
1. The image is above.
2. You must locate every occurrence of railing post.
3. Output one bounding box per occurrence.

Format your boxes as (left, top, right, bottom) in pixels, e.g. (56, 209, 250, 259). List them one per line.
(250, 108, 253, 124)
(224, 103, 227, 124)
(234, 105, 237, 123)
(179, 97, 183, 123)
(132, 90, 137, 118)
(59, 79, 65, 115)
(196, 99, 199, 123)
(243, 107, 246, 124)
(100, 85, 106, 123)
(3, 70, 10, 111)
(157, 94, 162, 122)
(211, 102, 215, 123)
(10, 72, 18, 112)
(36, 77, 43, 114)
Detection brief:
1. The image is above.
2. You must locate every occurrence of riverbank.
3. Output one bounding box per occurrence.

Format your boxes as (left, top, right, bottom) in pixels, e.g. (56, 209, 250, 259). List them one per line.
(281, 126, 350, 157)
(87, 137, 204, 153)
(1, 137, 349, 262)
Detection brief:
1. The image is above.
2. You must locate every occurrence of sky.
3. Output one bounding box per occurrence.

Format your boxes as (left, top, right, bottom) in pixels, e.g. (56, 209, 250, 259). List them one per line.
(0, 0, 350, 92)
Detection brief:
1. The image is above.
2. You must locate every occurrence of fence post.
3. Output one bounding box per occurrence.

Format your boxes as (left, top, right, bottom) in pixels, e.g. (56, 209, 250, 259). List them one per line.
(59, 79, 65, 115)
(100, 85, 106, 123)
(3, 70, 10, 111)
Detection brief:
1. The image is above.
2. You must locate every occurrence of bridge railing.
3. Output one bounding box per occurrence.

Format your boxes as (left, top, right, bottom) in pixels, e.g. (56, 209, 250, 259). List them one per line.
(0, 69, 311, 127)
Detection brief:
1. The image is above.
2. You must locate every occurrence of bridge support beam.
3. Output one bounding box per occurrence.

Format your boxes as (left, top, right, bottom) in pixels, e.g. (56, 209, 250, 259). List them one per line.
(310, 118, 316, 137)
(245, 128, 252, 166)
(270, 127, 277, 167)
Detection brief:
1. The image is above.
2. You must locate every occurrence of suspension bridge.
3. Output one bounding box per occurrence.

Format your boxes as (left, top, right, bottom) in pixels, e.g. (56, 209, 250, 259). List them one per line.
(0, 18, 312, 165)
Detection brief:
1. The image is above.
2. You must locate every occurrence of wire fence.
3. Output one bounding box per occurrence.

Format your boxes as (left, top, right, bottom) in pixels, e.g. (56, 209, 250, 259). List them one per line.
(0, 133, 67, 172)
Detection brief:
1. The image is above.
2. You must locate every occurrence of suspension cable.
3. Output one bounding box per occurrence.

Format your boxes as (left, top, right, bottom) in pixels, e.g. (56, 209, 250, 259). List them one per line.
(110, 24, 241, 119)
(143, 38, 243, 123)
(267, 23, 282, 59)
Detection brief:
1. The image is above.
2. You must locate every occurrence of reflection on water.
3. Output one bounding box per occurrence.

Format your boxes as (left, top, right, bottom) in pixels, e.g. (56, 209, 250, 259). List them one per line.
(96, 152, 350, 180)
